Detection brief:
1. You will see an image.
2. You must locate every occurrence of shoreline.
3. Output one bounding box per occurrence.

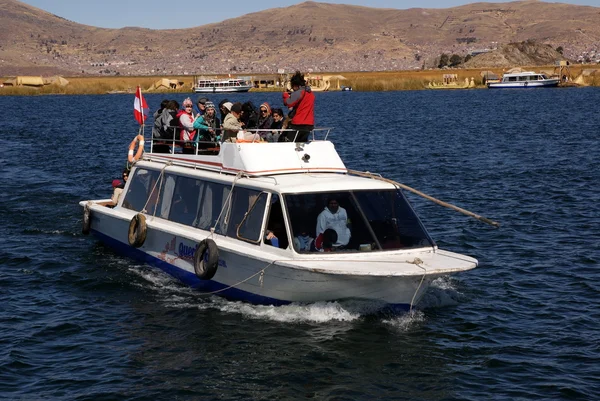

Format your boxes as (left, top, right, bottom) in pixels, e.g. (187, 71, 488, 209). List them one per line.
(1, 66, 598, 95)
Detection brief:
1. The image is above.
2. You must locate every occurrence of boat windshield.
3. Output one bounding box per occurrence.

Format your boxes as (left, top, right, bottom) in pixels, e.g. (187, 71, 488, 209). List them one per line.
(284, 189, 434, 253)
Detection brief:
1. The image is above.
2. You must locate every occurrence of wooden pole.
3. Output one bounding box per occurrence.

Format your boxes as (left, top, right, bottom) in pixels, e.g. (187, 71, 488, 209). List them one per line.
(347, 169, 500, 228)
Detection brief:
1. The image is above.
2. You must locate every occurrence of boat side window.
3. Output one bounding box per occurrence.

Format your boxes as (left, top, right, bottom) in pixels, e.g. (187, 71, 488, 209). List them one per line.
(193, 181, 230, 233)
(122, 168, 162, 214)
(169, 175, 203, 226)
(508, 76, 516, 82)
(225, 187, 264, 240)
(237, 192, 268, 243)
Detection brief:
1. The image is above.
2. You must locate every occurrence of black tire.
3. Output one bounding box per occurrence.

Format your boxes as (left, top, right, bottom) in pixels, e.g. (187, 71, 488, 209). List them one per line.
(82, 203, 91, 235)
(194, 239, 219, 280)
(128, 213, 147, 248)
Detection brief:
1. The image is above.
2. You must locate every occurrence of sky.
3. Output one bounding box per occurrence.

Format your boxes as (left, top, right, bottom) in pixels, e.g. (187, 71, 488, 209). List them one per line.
(19, 0, 600, 29)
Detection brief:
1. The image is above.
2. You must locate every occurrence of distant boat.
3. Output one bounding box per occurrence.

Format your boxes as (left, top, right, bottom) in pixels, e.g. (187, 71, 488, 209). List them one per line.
(487, 71, 560, 88)
(341, 85, 353, 91)
(193, 78, 253, 93)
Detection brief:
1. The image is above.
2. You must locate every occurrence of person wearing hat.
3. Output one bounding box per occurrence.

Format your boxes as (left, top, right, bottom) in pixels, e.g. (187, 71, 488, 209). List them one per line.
(281, 70, 315, 142)
(196, 97, 209, 116)
(176, 97, 198, 154)
(222, 102, 261, 142)
(222, 102, 243, 142)
(193, 101, 221, 148)
(218, 99, 231, 122)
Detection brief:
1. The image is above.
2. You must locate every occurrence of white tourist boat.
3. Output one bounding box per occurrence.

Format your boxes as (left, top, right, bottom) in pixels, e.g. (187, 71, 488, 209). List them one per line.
(193, 78, 253, 93)
(487, 71, 560, 88)
(80, 130, 484, 311)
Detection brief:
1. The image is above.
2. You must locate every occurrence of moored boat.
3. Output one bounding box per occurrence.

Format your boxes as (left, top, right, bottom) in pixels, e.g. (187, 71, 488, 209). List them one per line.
(487, 71, 560, 88)
(80, 129, 489, 311)
(193, 78, 253, 93)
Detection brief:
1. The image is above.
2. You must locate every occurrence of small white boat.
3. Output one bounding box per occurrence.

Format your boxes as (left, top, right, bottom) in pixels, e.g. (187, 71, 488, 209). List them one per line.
(80, 130, 482, 311)
(487, 71, 560, 88)
(193, 78, 253, 93)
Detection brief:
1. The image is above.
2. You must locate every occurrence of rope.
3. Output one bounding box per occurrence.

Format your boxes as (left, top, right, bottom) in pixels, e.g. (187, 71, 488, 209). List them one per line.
(196, 260, 279, 296)
(408, 257, 426, 312)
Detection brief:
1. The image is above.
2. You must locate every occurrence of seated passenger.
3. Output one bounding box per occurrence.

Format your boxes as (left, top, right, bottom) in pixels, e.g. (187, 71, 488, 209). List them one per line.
(293, 225, 314, 252)
(313, 229, 337, 252)
(265, 230, 279, 248)
(316, 197, 351, 248)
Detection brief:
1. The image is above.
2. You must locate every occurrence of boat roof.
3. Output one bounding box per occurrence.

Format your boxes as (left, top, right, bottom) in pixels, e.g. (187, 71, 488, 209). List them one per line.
(138, 138, 396, 193)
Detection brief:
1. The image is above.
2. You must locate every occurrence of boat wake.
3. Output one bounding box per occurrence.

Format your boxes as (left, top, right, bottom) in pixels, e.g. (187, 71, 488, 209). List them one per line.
(127, 266, 464, 327)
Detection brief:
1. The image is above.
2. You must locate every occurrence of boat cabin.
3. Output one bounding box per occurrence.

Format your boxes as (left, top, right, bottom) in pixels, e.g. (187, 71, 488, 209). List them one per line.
(119, 137, 435, 255)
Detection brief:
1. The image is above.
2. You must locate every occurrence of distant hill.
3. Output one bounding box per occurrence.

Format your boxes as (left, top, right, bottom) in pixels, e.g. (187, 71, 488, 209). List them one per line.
(1, 0, 599, 76)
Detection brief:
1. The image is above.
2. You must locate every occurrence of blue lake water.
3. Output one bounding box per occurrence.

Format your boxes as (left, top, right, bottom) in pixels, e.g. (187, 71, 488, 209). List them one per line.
(1, 87, 599, 400)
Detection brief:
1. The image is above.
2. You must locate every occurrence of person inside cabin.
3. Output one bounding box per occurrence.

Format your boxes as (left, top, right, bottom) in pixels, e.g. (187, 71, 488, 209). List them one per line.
(196, 97, 209, 116)
(177, 97, 197, 154)
(267, 108, 285, 142)
(316, 197, 351, 249)
(193, 101, 221, 148)
(293, 223, 314, 252)
(256, 102, 273, 140)
(265, 230, 279, 248)
(280, 70, 315, 143)
(313, 229, 338, 252)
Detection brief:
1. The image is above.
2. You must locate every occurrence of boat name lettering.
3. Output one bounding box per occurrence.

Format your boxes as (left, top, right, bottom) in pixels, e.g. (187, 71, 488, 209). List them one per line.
(178, 243, 197, 259)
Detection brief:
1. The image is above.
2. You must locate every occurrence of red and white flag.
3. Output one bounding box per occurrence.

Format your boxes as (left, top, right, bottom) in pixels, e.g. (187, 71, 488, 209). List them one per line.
(133, 86, 149, 125)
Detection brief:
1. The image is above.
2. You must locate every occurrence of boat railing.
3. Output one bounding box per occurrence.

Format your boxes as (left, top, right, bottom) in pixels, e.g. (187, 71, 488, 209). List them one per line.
(147, 127, 333, 156)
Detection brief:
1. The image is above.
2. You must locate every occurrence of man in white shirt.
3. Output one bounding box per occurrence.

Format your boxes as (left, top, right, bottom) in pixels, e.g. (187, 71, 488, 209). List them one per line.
(316, 197, 351, 247)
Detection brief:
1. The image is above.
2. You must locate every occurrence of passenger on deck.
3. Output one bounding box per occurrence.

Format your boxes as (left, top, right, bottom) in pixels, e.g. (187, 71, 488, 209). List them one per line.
(193, 101, 221, 148)
(316, 197, 351, 248)
(241, 101, 258, 130)
(177, 98, 197, 154)
(267, 108, 285, 142)
(152, 99, 169, 139)
(222, 102, 261, 142)
(218, 99, 231, 122)
(281, 70, 315, 142)
(256, 102, 273, 140)
(196, 97, 209, 116)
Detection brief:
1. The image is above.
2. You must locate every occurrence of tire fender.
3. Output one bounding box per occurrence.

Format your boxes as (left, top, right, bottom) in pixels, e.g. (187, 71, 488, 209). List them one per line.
(194, 239, 219, 280)
(82, 203, 91, 235)
(128, 213, 147, 248)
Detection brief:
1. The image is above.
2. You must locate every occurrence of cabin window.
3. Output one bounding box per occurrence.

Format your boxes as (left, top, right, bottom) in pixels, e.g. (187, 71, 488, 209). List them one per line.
(169, 175, 203, 226)
(284, 189, 433, 253)
(193, 180, 230, 233)
(237, 192, 268, 243)
(263, 194, 289, 249)
(122, 168, 162, 215)
(224, 187, 263, 239)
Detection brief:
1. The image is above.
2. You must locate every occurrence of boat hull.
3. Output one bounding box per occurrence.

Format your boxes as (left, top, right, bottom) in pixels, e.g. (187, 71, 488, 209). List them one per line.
(193, 86, 252, 93)
(83, 203, 474, 310)
(487, 80, 559, 88)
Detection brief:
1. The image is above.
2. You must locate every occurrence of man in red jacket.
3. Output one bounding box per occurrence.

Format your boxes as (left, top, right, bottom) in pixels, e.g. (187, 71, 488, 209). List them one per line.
(281, 71, 315, 142)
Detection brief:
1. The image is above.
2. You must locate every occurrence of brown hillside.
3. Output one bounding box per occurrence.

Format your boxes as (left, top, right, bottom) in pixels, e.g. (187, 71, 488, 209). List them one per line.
(0, 0, 599, 75)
